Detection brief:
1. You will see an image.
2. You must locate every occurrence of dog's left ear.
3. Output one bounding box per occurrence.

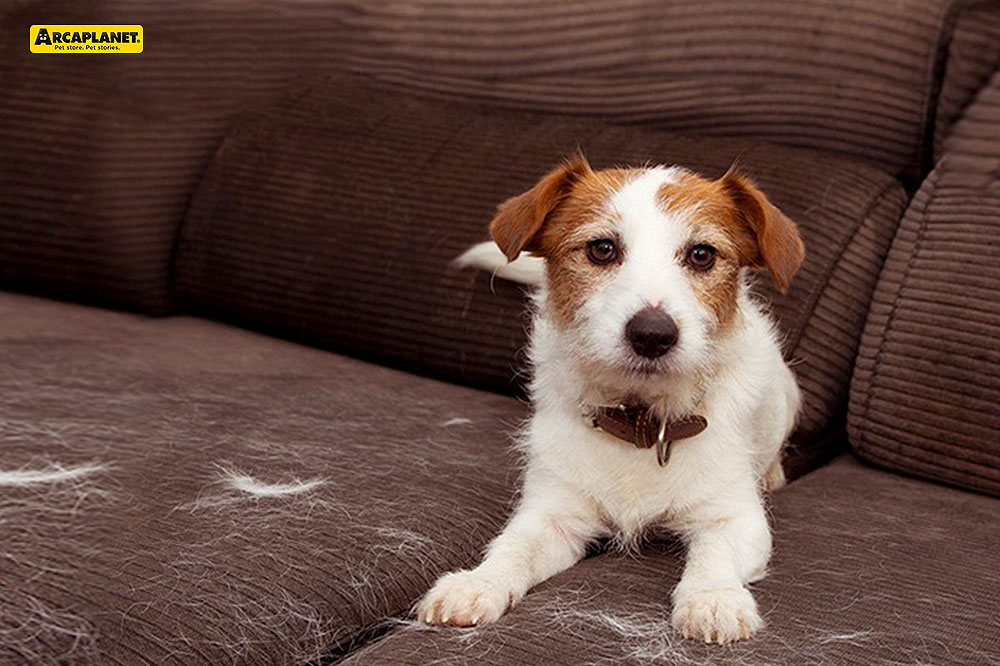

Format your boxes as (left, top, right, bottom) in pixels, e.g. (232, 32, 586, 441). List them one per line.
(721, 171, 805, 293)
(490, 155, 592, 262)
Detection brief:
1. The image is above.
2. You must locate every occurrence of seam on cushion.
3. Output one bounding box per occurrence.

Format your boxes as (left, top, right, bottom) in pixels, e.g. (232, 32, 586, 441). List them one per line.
(318, 618, 401, 665)
(916, 0, 978, 180)
(932, 0, 999, 159)
(169, 127, 240, 312)
(786, 178, 901, 359)
(856, 169, 941, 459)
(940, 60, 1000, 160)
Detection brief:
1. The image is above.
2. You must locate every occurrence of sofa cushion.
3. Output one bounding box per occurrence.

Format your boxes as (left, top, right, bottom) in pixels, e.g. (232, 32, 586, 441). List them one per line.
(0, 2, 182, 313)
(933, 1, 1000, 160)
(0, 292, 522, 666)
(849, 68, 1000, 497)
(176, 76, 908, 461)
(339, 455, 1000, 666)
(0, 0, 975, 313)
(0, 1, 356, 313)
(335, 0, 966, 182)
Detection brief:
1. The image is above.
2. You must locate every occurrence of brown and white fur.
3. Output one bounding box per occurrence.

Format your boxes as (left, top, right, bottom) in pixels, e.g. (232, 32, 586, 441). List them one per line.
(417, 156, 804, 643)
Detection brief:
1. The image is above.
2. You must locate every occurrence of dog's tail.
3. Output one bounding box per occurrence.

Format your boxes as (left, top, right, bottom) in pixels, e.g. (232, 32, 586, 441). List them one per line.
(453, 241, 545, 286)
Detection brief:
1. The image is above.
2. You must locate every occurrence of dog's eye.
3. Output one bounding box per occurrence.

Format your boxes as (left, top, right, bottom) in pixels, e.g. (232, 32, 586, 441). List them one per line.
(586, 239, 619, 265)
(685, 244, 717, 271)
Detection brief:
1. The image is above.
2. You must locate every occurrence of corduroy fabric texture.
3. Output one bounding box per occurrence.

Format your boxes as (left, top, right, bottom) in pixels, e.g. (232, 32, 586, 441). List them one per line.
(0, 1, 178, 313)
(849, 68, 1000, 497)
(0, 0, 357, 313)
(0, 291, 524, 666)
(6, 293, 999, 666)
(339, 455, 1000, 666)
(175, 77, 908, 455)
(333, 0, 967, 182)
(933, 1, 1000, 161)
(0, 0, 981, 312)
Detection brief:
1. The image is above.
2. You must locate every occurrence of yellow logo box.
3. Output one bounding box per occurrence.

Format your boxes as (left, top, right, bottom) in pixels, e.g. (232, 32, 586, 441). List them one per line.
(30, 25, 143, 53)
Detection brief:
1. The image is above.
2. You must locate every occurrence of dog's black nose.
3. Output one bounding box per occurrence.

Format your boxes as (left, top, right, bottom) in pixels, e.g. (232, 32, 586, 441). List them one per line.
(625, 307, 678, 359)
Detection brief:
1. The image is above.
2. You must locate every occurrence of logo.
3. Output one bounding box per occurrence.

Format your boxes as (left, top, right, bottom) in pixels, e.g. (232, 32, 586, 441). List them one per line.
(30, 25, 143, 53)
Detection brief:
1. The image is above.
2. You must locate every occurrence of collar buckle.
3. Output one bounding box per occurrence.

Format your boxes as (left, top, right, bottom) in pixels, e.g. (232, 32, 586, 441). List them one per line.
(591, 403, 708, 468)
(635, 407, 673, 467)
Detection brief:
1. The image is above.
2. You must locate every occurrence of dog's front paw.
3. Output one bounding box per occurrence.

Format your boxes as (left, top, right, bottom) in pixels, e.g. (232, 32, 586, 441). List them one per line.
(417, 569, 518, 627)
(671, 585, 763, 643)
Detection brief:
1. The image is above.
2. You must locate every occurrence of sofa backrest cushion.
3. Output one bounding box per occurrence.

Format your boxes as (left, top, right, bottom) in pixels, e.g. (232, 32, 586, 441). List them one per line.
(336, 0, 966, 182)
(850, 67, 1000, 497)
(0, 3, 179, 312)
(0, 0, 984, 312)
(934, 1, 1000, 161)
(0, 1, 362, 313)
(175, 75, 907, 452)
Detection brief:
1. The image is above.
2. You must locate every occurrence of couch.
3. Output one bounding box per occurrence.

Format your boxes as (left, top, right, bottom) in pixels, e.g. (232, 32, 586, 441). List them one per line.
(1, 1, 998, 664)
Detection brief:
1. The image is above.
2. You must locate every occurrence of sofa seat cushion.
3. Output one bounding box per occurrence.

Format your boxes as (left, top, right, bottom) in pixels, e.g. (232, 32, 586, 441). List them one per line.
(176, 75, 908, 468)
(339, 455, 1000, 666)
(0, 292, 524, 666)
(849, 67, 1000, 497)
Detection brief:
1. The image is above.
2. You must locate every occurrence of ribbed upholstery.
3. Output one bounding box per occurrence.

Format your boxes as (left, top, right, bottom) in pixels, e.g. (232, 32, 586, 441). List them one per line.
(7, 294, 1000, 665)
(175, 77, 908, 455)
(0, 292, 523, 666)
(0, 1, 176, 312)
(850, 68, 1000, 497)
(933, 1, 1000, 160)
(0, 0, 973, 311)
(340, 456, 1000, 666)
(335, 0, 963, 181)
(0, 0, 357, 312)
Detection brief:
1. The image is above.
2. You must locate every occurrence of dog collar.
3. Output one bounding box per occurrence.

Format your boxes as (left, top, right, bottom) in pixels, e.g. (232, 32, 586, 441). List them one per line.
(589, 404, 708, 467)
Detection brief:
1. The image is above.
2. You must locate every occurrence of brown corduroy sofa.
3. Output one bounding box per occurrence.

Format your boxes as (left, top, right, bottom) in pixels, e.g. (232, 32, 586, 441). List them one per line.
(2, 2, 999, 665)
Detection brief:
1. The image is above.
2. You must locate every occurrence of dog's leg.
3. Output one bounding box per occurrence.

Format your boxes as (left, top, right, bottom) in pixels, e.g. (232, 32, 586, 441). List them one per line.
(671, 487, 771, 643)
(417, 479, 600, 626)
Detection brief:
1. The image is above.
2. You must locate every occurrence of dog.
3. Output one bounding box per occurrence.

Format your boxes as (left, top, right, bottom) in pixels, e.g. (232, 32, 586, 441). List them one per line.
(417, 155, 804, 643)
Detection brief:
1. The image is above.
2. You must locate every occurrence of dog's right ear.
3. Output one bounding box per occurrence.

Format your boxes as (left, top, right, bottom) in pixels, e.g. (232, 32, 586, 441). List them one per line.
(490, 155, 592, 262)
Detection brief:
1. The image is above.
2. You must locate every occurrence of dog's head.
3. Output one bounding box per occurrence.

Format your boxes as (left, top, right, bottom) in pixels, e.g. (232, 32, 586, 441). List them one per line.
(490, 155, 804, 385)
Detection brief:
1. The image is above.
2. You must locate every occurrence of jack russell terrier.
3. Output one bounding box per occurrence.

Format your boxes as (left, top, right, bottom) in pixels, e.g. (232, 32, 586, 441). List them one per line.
(417, 155, 804, 644)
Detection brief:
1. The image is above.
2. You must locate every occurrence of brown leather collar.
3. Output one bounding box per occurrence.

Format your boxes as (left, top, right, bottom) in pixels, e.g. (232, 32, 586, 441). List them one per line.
(591, 404, 708, 467)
